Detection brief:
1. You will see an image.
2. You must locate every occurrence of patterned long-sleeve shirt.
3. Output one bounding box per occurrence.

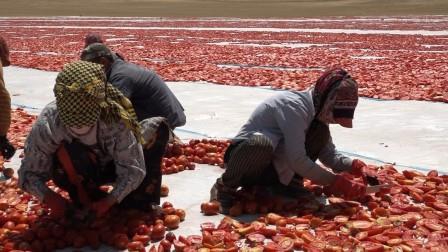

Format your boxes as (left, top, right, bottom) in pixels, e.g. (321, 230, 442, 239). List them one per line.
(0, 61, 11, 136)
(236, 90, 353, 186)
(18, 101, 146, 203)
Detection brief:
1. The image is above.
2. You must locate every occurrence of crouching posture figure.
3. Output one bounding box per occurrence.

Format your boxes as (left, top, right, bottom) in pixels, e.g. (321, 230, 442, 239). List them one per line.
(211, 68, 368, 213)
(18, 61, 169, 218)
(0, 36, 16, 160)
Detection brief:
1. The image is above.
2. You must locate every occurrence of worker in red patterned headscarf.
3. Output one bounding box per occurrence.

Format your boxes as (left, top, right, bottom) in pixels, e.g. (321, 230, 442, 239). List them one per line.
(211, 68, 369, 213)
(0, 35, 16, 160)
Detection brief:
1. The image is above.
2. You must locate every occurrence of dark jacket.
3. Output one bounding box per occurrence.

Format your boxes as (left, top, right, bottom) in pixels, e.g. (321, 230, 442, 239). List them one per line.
(0, 61, 11, 136)
(107, 57, 186, 129)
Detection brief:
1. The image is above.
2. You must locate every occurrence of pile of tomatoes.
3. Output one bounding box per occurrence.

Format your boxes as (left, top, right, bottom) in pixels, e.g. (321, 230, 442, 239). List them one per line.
(0, 110, 190, 251)
(0, 177, 186, 251)
(2, 101, 447, 250)
(191, 165, 448, 251)
(4, 108, 36, 150)
(162, 139, 231, 174)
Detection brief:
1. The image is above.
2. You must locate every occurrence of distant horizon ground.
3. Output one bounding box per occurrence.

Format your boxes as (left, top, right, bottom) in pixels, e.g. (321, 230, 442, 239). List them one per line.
(1, 0, 448, 17)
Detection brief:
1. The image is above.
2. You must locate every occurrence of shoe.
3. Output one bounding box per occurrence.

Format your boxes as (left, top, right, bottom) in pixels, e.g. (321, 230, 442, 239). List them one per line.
(210, 178, 237, 214)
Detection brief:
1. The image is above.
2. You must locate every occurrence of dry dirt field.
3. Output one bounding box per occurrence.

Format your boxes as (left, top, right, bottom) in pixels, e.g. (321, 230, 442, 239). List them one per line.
(1, 0, 448, 17)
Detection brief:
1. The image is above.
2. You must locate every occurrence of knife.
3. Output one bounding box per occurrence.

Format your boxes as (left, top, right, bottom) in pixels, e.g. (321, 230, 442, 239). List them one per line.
(365, 184, 390, 194)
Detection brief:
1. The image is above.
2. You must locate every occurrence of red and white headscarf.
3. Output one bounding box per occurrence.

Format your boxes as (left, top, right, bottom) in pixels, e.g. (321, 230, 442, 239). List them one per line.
(312, 68, 359, 123)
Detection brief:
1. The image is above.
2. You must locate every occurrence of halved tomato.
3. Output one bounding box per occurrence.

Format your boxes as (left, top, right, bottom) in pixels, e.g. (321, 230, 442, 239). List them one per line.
(246, 233, 265, 244)
(421, 219, 444, 231)
(301, 232, 315, 243)
(278, 237, 294, 251)
(200, 222, 216, 232)
(263, 242, 282, 252)
(350, 220, 373, 231)
(359, 241, 385, 252)
(355, 231, 368, 241)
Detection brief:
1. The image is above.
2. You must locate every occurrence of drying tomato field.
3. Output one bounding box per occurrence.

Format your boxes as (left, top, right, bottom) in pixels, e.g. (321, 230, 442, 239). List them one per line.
(1, 17, 448, 251)
(0, 17, 447, 102)
(1, 108, 448, 251)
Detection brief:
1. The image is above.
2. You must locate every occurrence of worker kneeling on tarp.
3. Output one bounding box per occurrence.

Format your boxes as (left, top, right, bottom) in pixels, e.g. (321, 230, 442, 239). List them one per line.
(211, 68, 370, 214)
(18, 61, 169, 219)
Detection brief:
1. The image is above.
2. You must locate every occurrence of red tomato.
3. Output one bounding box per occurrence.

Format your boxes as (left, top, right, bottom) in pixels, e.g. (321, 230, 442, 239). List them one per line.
(132, 234, 151, 245)
(164, 215, 180, 230)
(359, 241, 385, 252)
(264, 242, 282, 251)
(136, 224, 151, 236)
(151, 223, 166, 241)
(173, 239, 186, 251)
(165, 231, 176, 242)
(160, 239, 172, 251)
(187, 235, 202, 246)
(161, 184, 169, 197)
(351, 220, 373, 231)
(200, 202, 220, 215)
(278, 237, 294, 251)
(247, 233, 265, 244)
(127, 241, 145, 251)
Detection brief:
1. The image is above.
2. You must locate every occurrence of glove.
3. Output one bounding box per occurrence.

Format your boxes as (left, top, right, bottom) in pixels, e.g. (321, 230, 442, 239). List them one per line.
(0, 136, 16, 160)
(90, 195, 116, 217)
(351, 159, 367, 177)
(328, 173, 366, 200)
(43, 191, 69, 219)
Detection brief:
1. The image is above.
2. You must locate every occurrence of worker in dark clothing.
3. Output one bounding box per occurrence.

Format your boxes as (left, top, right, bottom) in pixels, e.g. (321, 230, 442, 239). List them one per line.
(0, 36, 16, 160)
(83, 33, 126, 60)
(84, 33, 104, 48)
(80, 43, 186, 129)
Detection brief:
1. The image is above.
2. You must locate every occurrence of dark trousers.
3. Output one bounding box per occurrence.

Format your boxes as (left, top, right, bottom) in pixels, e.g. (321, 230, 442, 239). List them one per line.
(52, 123, 169, 209)
(221, 120, 330, 188)
(221, 134, 279, 188)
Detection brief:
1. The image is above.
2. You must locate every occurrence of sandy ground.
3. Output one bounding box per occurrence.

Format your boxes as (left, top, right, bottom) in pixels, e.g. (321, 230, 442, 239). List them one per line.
(0, 0, 448, 17)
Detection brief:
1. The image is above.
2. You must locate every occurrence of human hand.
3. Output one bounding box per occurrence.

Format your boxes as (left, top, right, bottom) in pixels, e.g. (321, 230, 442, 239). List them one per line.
(144, 132, 158, 149)
(351, 159, 367, 177)
(0, 136, 16, 160)
(44, 191, 69, 219)
(328, 173, 366, 200)
(90, 195, 116, 217)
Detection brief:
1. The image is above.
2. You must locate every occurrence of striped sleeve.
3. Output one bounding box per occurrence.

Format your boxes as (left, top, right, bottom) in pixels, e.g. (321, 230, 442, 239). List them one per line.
(0, 63, 11, 136)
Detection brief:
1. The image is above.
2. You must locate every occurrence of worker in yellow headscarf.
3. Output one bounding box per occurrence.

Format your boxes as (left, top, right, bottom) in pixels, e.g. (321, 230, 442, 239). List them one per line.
(19, 61, 170, 218)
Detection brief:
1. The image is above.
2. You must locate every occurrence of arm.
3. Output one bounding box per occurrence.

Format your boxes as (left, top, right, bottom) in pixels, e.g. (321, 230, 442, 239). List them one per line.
(0, 63, 11, 136)
(108, 123, 146, 203)
(318, 135, 353, 173)
(18, 108, 65, 201)
(274, 100, 336, 186)
(147, 74, 186, 128)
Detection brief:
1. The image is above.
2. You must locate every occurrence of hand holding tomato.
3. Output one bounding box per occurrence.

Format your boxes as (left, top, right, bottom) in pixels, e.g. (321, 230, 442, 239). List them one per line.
(328, 173, 366, 200)
(350, 159, 367, 177)
(43, 191, 69, 219)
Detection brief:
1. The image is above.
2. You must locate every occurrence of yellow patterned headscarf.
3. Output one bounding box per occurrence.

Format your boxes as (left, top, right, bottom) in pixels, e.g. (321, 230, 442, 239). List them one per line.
(54, 61, 144, 143)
